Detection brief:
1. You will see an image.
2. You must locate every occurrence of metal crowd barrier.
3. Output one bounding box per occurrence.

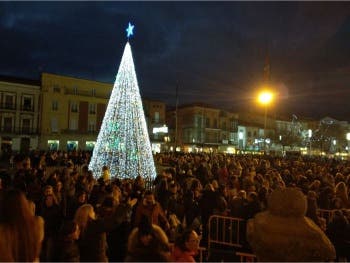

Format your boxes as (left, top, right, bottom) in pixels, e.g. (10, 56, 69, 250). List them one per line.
(207, 215, 249, 261)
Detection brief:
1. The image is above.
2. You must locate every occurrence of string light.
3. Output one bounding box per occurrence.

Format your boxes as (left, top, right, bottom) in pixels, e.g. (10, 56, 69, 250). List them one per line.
(88, 41, 156, 180)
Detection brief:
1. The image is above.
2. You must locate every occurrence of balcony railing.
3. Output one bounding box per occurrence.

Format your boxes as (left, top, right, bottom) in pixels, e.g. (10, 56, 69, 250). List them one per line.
(0, 126, 39, 135)
(0, 103, 16, 110)
(21, 105, 34, 112)
(0, 104, 35, 111)
(61, 129, 99, 135)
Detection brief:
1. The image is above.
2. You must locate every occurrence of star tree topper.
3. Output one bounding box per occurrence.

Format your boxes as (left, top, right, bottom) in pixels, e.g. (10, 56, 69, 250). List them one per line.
(126, 22, 134, 39)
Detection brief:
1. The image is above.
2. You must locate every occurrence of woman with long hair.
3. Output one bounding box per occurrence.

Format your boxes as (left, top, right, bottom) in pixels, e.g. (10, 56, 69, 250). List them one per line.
(0, 189, 44, 262)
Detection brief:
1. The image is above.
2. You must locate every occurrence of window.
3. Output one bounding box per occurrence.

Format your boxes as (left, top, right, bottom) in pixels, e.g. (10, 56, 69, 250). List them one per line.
(71, 102, 78, 113)
(48, 140, 59, 151)
(89, 103, 96, 114)
(206, 118, 210, 128)
(53, 85, 60, 93)
(213, 119, 217, 128)
(4, 95, 14, 109)
(91, 88, 96, 96)
(22, 119, 31, 133)
(67, 141, 78, 151)
(73, 86, 78, 95)
(154, 112, 160, 123)
(4, 117, 13, 132)
(88, 120, 96, 132)
(51, 118, 58, 132)
(86, 141, 96, 151)
(52, 100, 58, 111)
(23, 96, 33, 111)
(222, 122, 226, 130)
(69, 118, 77, 130)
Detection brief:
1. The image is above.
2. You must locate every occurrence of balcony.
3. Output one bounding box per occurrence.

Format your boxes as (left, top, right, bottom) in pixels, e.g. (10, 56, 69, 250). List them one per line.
(21, 105, 34, 112)
(0, 103, 16, 110)
(64, 89, 109, 99)
(61, 129, 99, 135)
(0, 126, 39, 135)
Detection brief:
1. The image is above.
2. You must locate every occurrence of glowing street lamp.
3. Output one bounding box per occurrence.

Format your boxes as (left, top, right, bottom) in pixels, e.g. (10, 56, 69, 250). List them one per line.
(258, 91, 274, 105)
(257, 90, 274, 152)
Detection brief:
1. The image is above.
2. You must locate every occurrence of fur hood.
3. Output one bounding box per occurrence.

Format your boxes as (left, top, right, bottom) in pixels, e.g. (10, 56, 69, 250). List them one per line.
(127, 224, 169, 254)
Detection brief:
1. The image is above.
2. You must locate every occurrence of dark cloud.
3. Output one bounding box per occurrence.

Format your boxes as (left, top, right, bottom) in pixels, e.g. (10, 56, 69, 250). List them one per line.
(1, 2, 350, 120)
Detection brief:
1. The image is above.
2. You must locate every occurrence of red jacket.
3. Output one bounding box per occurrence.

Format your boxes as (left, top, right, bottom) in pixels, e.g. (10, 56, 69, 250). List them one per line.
(171, 246, 196, 262)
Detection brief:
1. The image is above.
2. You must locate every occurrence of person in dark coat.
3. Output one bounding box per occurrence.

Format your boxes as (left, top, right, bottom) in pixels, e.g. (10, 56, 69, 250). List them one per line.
(74, 201, 134, 262)
(53, 220, 80, 262)
(326, 210, 350, 261)
(244, 191, 261, 220)
(39, 194, 63, 262)
(229, 190, 247, 218)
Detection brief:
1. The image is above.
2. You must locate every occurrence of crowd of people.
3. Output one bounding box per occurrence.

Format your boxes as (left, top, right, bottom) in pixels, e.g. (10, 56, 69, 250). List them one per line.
(0, 149, 350, 262)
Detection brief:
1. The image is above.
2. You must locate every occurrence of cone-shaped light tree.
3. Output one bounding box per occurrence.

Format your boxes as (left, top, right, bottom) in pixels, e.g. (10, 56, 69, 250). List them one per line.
(89, 23, 156, 180)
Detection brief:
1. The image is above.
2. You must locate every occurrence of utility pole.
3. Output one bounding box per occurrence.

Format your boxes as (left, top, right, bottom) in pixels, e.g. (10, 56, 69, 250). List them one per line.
(175, 82, 179, 151)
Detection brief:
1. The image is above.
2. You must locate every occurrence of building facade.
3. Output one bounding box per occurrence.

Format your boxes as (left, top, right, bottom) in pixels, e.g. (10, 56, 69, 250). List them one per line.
(0, 76, 41, 156)
(39, 73, 167, 152)
(167, 103, 239, 153)
(39, 72, 111, 151)
(143, 98, 168, 153)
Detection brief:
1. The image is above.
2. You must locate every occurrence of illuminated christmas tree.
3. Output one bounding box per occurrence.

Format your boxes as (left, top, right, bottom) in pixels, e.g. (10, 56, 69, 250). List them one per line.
(89, 23, 156, 180)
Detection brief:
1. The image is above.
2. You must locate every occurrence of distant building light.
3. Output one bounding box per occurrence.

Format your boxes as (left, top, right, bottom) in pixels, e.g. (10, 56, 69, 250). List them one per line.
(153, 125, 168, 134)
(347, 132, 350, 141)
(308, 129, 312, 138)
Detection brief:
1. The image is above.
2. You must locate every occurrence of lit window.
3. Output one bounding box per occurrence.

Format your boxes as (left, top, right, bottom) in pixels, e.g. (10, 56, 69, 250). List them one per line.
(48, 140, 59, 150)
(71, 102, 78, 113)
(154, 112, 160, 123)
(89, 103, 96, 114)
(52, 101, 58, 111)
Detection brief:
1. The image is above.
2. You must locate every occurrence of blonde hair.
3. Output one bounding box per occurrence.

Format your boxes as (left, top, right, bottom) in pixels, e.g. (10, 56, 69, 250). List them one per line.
(74, 204, 94, 236)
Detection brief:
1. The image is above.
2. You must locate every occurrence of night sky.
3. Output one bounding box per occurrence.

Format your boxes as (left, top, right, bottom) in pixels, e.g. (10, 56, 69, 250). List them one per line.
(2, 2, 350, 120)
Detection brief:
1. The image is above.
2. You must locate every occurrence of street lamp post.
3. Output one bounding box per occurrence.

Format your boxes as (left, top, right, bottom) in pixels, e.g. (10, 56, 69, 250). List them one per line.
(258, 90, 273, 153)
(308, 129, 312, 156)
(346, 133, 350, 157)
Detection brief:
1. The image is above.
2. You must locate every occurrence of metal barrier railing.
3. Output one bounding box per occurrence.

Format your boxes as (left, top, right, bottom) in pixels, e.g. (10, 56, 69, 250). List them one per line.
(208, 214, 245, 248)
(207, 214, 248, 261)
